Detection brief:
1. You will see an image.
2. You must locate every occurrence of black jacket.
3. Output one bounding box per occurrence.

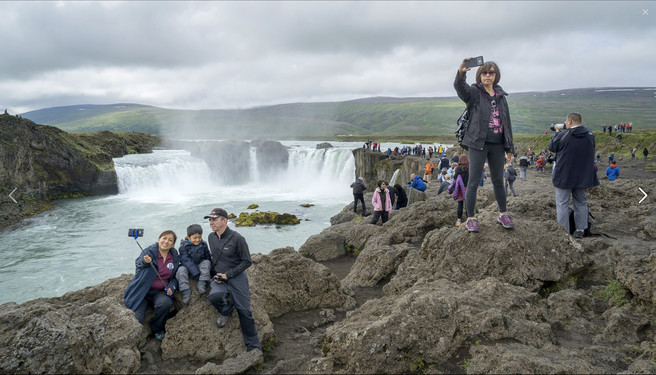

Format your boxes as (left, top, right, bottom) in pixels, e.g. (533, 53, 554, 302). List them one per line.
(548, 126, 600, 189)
(208, 227, 252, 279)
(453, 72, 515, 153)
(350, 180, 367, 194)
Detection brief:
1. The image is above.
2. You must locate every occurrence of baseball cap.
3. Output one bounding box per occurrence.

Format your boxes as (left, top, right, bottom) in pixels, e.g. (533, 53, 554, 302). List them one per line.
(204, 208, 228, 219)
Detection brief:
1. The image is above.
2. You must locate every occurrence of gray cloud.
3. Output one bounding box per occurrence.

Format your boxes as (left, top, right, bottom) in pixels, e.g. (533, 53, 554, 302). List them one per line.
(0, 1, 654, 114)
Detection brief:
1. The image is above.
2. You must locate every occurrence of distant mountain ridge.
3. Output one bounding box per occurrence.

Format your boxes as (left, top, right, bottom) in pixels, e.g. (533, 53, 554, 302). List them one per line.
(21, 87, 656, 138)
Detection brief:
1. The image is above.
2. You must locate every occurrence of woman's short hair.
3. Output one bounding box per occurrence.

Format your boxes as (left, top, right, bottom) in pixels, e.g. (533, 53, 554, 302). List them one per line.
(377, 180, 385, 188)
(475, 61, 501, 86)
(159, 230, 177, 244)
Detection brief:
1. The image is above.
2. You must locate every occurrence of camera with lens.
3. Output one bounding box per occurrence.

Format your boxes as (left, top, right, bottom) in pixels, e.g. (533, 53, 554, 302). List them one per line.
(213, 275, 227, 283)
(549, 123, 565, 132)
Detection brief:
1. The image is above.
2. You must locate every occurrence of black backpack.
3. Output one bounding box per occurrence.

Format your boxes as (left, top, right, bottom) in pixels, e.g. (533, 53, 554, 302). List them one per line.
(507, 166, 517, 181)
(569, 208, 595, 237)
(568, 208, 615, 238)
(455, 107, 470, 150)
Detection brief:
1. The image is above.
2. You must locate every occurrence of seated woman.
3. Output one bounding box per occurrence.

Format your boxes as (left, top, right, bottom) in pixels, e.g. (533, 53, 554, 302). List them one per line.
(124, 230, 180, 341)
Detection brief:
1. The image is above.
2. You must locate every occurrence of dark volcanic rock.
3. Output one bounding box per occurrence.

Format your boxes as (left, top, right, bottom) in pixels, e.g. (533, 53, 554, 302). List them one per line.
(0, 274, 141, 374)
(315, 142, 333, 149)
(0, 114, 159, 229)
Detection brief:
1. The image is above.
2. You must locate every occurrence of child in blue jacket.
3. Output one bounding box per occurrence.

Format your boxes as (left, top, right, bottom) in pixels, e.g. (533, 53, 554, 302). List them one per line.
(176, 224, 212, 305)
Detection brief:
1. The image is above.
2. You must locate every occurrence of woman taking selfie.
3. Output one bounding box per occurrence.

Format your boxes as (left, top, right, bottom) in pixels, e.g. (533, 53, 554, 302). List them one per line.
(454, 58, 515, 233)
(124, 230, 180, 341)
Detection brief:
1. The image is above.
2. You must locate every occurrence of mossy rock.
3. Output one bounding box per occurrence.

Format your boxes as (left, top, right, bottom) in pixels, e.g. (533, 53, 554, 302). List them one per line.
(247, 204, 259, 209)
(235, 211, 301, 227)
(228, 213, 237, 219)
(300, 203, 314, 208)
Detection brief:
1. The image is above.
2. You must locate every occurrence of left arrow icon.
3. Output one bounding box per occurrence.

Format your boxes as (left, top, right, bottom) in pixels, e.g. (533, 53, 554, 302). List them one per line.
(9, 188, 17, 204)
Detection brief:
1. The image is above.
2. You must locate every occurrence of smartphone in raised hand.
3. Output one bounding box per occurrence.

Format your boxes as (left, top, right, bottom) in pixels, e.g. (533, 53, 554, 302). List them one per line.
(464, 56, 484, 68)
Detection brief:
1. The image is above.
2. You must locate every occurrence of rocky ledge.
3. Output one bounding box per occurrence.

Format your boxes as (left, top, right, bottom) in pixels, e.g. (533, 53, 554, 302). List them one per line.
(1, 152, 656, 374)
(0, 114, 160, 229)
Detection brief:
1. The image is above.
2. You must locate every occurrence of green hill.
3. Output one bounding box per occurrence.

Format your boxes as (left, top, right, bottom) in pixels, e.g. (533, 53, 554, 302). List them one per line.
(21, 87, 656, 138)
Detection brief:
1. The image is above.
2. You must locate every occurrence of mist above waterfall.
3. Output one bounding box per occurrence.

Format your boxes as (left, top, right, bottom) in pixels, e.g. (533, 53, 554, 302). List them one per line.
(114, 141, 356, 203)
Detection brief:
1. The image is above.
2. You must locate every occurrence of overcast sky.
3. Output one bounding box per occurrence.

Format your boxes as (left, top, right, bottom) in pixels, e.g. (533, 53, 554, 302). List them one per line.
(0, 1, 654, 114)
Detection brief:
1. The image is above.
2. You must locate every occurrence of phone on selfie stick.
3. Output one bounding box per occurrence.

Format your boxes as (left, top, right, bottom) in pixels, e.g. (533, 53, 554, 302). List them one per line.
(128, 228, 174, 298)
(464, 56, 484, 68)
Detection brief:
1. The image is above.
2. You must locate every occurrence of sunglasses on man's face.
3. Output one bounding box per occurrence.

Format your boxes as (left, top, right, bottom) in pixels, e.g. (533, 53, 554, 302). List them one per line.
(481, 70, 496, 76)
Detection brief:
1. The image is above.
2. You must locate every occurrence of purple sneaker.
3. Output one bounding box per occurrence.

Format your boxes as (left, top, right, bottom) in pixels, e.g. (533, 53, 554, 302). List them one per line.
(497, 213, 515, 229)
(465, 218, 480, 232)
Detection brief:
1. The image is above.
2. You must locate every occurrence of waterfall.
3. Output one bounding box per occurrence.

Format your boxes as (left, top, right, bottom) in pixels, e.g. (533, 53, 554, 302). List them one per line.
(389, 169, 401, 186)
(114, 145, 355, 202)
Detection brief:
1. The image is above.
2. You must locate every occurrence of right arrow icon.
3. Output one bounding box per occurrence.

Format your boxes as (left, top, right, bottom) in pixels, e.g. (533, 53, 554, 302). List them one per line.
(639, 188, 648, 204)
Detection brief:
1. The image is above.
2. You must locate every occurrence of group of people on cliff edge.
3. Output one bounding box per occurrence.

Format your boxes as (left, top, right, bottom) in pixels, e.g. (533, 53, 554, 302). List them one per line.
(123, 208, 261, 353)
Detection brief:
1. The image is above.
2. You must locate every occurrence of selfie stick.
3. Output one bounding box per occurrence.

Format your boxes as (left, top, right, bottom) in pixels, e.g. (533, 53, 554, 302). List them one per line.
(131, 233, 174, 298)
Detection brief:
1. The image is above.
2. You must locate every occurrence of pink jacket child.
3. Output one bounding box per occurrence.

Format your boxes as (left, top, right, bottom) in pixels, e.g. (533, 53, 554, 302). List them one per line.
(372, 187, 392, 212)
(370, 180, 393, 225)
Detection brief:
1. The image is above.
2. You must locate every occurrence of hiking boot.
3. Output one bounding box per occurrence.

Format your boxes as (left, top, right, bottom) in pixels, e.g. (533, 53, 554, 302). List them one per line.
(154, 331, 165, 341)
(573, 229, 584, 239)
(455, 219, 461, 227)
(197, 280, 207, 294)
(497, 213, 515, 229)
(181, 289, 191, 305)
(465, 218, 479, 233)
(216, 314, 229, 328)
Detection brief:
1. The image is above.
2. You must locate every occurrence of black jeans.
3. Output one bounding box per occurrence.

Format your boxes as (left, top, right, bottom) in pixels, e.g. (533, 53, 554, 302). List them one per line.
(207, 272, 261, 351)
(353, 193, 365, 212)
(370, 210, 389, 224)
(134, 289, 173, 334)
(465, 143, 507, 217)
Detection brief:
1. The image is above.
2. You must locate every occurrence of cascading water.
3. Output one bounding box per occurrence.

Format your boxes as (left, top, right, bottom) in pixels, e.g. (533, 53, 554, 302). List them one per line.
(0, 141, 358, 305)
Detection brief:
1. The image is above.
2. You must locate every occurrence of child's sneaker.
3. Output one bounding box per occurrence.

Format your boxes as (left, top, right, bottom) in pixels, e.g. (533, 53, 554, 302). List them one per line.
(497, 213, 515, 229)
(455, 219, 461, 227)
(465, 218, 479, 232)
(181, 289, 191, 305)
(197, 280, 207, 294)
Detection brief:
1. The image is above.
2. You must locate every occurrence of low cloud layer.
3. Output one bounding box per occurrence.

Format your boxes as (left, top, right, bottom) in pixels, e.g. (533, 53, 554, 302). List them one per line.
(0, 1, 654, 113)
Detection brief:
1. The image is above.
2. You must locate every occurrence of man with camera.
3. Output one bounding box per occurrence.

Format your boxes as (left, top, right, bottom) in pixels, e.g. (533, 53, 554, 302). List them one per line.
(204, 208, 261, 352)
(548, 113, 600, 239)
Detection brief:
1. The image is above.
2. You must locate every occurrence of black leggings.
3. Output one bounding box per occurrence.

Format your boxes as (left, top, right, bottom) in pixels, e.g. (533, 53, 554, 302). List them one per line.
(457, 200, 464, 219)
(465, 143, 507, 217)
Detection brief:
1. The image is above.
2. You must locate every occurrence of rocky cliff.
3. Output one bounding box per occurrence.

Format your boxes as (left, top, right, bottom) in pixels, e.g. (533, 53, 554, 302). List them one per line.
(352, 148, 427, 186)
(0, 114, 160, 229)
(1, 152, 655, 374)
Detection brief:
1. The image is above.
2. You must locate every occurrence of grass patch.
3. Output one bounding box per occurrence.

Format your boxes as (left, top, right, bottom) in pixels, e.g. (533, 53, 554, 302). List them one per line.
(596, 279, 631, 307)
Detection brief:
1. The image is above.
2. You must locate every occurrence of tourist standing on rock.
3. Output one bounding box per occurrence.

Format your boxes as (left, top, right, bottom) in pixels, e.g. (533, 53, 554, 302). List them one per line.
(350, 177, 367, 213)
(548, 112, 600, 239)
(124, 230, 180, 342)
(438, 155, 450, 174)
(449, 154, 469, 227)
(394, 184, 408, 209)
(454, 58, 515, 233)
(424, 158, 434, 181)
(606, 161, 620, 181)
(518, 154, 529, 180)
(370, 180, 392, 225)
(205, 208, 261, 352)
